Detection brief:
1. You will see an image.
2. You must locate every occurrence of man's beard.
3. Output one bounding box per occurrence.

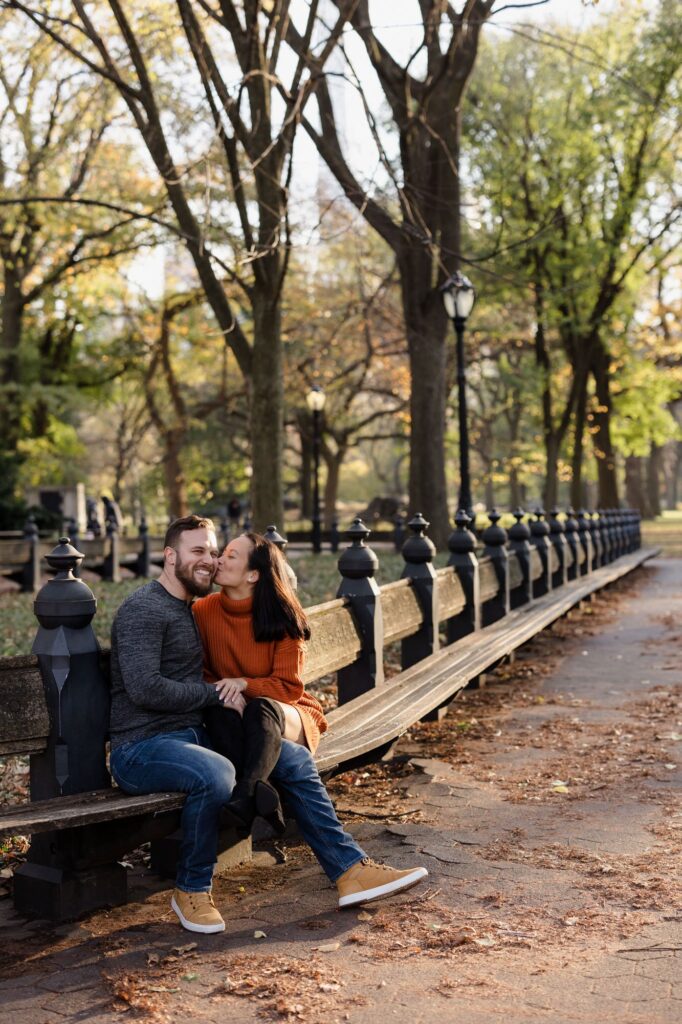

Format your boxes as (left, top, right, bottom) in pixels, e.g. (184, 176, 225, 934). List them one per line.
(174, 557, 214, 597)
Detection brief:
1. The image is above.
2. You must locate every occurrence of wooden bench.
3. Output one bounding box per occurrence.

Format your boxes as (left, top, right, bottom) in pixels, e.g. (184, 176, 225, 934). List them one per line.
(0, 531, 166, 591)
(0, 510, 652, 919)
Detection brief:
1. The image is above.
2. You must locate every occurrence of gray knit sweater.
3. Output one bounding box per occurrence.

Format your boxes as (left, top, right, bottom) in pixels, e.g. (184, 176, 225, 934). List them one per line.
(109, 580, 221, 750)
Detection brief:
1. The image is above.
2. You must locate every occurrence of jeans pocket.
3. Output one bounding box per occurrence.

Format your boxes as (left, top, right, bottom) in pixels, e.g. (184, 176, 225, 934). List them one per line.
(110, 743, 143, 792)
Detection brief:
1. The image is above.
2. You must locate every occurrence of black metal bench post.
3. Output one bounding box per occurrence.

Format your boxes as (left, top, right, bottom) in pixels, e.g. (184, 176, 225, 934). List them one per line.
(263, 524, 297, 591)
(330, 516, 340, 554)
(400, 513, 438, 669)
(336, 518, 384, 704)
(508, 509, 533, 607)
(481, 509, 509, 626)
(446, 510, 480, 642)
(13, 539, 126, 920)
(620, 509, 629, 553)
(594, 509, 608, 565)
(616, 509, 627, 557)
(606, 509, 618, 561)
(630, 509, 640, 552)
(103, 517, 121, 583)
(393, 512, 406, 553)
(549, 508, 569, 589)
(588, 512, 604, 569)
(135, 514, 151, 577)
(564, 509, 580, 581)
(530, 509, 552, 597)
(577, 510, 594, 575)
(20, 515, 41, 594)
(608, 509, 620, 561)
(65, 518, 81, 577)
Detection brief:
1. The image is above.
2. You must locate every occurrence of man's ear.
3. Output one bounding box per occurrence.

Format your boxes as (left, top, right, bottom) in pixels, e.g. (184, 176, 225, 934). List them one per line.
(164, 545, 176, 564)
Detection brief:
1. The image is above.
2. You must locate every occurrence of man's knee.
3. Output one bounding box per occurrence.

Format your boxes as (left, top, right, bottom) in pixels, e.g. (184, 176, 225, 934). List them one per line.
(194, 754, 236, 804)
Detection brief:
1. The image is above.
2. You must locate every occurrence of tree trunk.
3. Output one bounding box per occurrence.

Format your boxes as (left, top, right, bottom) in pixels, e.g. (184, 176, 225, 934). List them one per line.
(591, 339, 619, 507)
(625, 455, 652, 517)
(569, 366, 589, 510)
(647, 444, 662, 518)
(250, 290, 283, 531)
(323, 448, 344, 529)
(401, 271, 450, 548)
(543, 436, 560, 512)
(164, 430, 189, 518)
(483, 469, 494, 510)
(509, 465, 521, 509)
(671, 439, 682, 510)
(534, 287, 563, 512)
(0, 265, 24, 499)
(297, 412, 313, 521)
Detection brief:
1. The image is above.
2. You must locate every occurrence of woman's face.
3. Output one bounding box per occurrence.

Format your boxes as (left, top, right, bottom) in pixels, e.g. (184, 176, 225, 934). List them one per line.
(214, 535, 256, 594)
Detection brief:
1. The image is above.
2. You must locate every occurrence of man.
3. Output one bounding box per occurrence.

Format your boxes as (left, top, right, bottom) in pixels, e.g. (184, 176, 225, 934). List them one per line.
(110, 515, 427, 934)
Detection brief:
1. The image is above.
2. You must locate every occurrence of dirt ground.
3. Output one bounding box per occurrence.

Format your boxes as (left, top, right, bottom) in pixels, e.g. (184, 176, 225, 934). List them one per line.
(0, 558, 680, 1023)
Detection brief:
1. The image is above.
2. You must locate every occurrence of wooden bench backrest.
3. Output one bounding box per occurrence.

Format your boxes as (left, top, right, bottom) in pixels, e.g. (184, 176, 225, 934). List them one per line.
(0, 546, 570, 758)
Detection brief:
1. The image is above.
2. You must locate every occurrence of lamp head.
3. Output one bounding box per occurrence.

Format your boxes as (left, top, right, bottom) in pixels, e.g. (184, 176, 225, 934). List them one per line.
(306, 385, 326, 412)
(441, 271, 475, 321)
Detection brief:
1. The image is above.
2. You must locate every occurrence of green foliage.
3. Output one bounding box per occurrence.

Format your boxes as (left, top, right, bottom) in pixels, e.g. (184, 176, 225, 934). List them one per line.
(464, 0, 681, 501)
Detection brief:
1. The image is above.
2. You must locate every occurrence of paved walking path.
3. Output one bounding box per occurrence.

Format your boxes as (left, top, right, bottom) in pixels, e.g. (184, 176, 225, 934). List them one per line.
(1, 558, 680, 1023)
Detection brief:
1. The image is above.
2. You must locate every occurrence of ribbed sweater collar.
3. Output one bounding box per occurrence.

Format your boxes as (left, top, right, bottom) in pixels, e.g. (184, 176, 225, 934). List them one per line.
(218, 591, 254, 617)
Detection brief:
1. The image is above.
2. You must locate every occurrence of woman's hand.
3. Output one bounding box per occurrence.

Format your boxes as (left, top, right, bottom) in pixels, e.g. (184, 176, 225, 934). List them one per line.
(222, 692, 246, 715)
(215, 677, 248, 704)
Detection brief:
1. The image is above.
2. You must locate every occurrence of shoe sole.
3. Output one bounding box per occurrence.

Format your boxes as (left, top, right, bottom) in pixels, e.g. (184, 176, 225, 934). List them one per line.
(338, 867, 428, 909)
(171, 895, 226, 934)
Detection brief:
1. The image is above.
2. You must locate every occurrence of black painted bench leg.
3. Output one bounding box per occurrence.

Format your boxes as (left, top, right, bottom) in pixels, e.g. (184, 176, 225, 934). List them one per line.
(150, 827, 252, 880)
(13, 830, 127, 920)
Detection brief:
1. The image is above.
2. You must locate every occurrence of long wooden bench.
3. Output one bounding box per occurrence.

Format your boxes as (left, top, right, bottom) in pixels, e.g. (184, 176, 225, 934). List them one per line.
(0, 512, 653, 918)
(0, 532, 166, 591)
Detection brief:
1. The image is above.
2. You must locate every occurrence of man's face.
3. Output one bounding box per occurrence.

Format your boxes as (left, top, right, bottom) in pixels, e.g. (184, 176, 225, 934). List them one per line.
(167, 527, 219, 598)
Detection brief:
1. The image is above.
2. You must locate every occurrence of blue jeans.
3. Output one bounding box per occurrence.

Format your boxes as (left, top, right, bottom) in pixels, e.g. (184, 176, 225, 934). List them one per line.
(110, 726, 235, 892)
(272, 740, 365, 882)
(111, 731, 365, 891)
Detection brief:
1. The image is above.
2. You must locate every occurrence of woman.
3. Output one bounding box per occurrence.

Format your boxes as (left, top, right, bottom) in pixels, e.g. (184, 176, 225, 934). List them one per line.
(194, 531, 428, 909)
(193, 532, 327, 834)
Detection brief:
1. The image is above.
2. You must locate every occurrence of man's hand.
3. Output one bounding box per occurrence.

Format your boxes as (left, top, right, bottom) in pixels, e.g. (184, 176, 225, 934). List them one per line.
(215, 677, 248, 704)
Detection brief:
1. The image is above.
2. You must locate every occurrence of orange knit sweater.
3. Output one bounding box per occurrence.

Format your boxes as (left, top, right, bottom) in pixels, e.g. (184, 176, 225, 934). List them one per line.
(192, 592, 328, 752)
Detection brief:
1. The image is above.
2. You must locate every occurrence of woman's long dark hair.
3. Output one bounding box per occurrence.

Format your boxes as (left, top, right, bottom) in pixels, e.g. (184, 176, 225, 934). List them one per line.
(246, 533, 311, 642)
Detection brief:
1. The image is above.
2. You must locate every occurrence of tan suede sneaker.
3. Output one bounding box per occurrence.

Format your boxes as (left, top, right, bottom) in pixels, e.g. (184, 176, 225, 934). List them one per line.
(337, 858, 428, 908)
(171, 889, 225, 933)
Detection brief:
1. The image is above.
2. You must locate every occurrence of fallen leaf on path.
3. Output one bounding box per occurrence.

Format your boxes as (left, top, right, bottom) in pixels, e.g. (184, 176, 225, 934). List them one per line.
(170, 942, 198, 955)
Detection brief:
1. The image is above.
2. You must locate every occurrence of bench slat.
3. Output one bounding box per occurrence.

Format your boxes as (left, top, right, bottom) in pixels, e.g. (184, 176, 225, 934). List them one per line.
(302, 600, 362, 683)
(0, 788, 184, 839)
(0, 655, 49, 755)
(382, 578, 423, 645)
(434, 568, 466, 619)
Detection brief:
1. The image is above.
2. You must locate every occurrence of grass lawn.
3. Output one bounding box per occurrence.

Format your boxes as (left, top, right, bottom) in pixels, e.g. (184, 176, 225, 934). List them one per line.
(641, 510, 682, 557)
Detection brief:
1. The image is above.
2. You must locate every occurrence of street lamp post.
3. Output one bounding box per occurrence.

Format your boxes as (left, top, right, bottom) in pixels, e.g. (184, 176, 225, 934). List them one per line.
(306, 385, 326, 554)
(441, 271, 476, 520)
